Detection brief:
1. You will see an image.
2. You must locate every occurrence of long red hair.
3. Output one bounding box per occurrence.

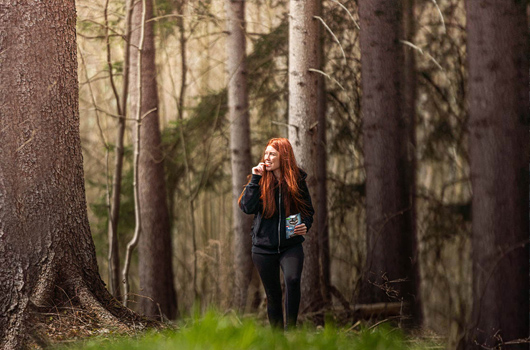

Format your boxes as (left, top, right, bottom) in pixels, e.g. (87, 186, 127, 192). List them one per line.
(239, 138, 310, 219)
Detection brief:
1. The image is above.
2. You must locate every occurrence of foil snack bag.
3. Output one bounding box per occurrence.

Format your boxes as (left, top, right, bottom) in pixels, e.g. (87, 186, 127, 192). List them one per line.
(286, 213, 301, 239)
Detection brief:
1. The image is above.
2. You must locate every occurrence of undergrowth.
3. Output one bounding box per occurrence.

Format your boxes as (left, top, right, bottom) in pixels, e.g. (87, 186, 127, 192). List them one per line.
(54, 310, 444, 350)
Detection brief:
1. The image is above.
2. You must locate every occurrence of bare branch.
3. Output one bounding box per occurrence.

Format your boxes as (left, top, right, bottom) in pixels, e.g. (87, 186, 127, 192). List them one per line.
(329, 0, 360, 30)
(430, 0, 447, 34)
(400, 40, 444, 71)
(313, 16, 347, 63)
(308, 68, 345, 90)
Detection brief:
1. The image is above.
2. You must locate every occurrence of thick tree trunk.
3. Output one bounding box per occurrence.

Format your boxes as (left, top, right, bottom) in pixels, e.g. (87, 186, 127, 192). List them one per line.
(129, 0, 178, 320)
(358, 0, 418, 319)
(0, 2, 145, 348)
(464, 0, 529, 348)
(225, 0, 254, 312)
(288, 0, 324, 321)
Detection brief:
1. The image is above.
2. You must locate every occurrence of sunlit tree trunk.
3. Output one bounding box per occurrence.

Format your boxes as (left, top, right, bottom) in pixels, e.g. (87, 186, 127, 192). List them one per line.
(129, 0, 178, 320)
(464, 0, 529, 347)
(0, 1, 143, 348)
(225, 0, 254, 312)
(358, 0, 419, 321)
(288, 0, 324, 321)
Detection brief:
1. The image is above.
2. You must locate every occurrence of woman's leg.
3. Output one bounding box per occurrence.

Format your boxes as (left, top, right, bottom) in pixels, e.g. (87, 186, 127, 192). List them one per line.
(280, 244, 304, 329)
(252, 252, 284, 329)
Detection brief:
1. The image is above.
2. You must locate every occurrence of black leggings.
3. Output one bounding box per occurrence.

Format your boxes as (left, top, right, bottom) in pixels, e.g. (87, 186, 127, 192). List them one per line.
(252, 244, 304, 329)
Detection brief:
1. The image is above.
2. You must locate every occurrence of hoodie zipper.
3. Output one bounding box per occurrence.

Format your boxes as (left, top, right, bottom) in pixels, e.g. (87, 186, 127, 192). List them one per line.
(278, 183, 281, 253)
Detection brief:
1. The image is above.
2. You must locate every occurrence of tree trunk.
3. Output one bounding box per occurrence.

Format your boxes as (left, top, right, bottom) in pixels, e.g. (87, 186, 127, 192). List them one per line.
(401, 0, 422, 325)
(129, 0, 178, 320)
(358, 0, 418, 320)
(288, 0, 324, 322)
(0, 2, 145, 348)
(225, 0, 254, 313)
(315, 0, 330, 306)
(107, 0, 134, 302)
(464, 0, 529, 348)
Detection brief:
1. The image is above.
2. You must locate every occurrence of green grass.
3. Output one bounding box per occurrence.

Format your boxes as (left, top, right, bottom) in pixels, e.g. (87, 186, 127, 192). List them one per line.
(55, 310, 442, 350)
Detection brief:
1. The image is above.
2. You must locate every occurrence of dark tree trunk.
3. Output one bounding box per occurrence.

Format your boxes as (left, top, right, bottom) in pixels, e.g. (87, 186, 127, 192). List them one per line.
(315, 0, 330, 306)
(129, 0, 178, 320)
(225, 0, 254, 313)
(358, 0, 419, 321)
(401, 0, 422, 325)
(464, 0, 529, 348)
(0, 2, 145, 348)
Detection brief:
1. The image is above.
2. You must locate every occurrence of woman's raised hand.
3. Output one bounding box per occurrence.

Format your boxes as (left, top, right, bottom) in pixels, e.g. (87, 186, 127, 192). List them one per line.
(252, 162, 265, 176)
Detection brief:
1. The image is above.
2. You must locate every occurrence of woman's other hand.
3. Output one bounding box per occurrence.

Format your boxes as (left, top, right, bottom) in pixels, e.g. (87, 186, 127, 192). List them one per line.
(294, 223, 307, 236)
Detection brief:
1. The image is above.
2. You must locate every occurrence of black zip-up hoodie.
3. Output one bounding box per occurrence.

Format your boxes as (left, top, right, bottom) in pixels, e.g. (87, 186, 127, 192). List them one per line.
(239, 168, 315, 254)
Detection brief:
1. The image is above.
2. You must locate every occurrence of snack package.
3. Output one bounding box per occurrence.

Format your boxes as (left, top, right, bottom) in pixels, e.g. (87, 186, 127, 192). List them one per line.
(286, 213, 301, 239)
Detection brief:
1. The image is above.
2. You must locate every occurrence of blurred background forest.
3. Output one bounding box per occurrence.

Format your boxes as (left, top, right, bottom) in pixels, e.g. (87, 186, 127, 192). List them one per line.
(78, 0, 470, 346)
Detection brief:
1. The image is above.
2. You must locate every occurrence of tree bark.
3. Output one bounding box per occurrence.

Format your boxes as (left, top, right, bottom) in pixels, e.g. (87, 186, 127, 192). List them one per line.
(464, 0, 529, 348)
(315, 0, 330, 306)
(358, 0, 418, 321)
(401, 0, 422, 325)
(225, 0, 254, 313)
(129, 0, 178, 320)
(0, 1, 145, 348)
(288, 0, 324, 322)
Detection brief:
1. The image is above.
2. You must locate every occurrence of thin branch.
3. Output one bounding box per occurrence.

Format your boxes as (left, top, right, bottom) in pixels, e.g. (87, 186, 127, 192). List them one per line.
(368, 315, 410, 330)
(78, 18, 125, 38)
(79, 72, 117, 86)
(141, 107, 157, 120)
(329, 0, 360, 30)
(271, 120, 299, 129)
(314, 16, 346, 63)
(308, 68, 345, 90)
(77, 33, 121, 40)
(430, 0, 447, 34)
(86, 107, 134, 120)
(145, 13, 217, 23)
(400, 40, 444, 71)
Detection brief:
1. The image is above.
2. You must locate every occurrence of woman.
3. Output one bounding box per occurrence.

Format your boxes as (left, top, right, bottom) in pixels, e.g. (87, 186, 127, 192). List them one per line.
(238, 138, 314, 330)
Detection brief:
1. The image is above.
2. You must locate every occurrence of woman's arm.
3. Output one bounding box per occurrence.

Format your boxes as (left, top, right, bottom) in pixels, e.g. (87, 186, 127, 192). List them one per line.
(239, 174, 262, 214)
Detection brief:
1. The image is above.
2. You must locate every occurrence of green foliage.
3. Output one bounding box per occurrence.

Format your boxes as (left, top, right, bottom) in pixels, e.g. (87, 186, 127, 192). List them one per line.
(162, 90, 228, 199)
(155, 0, 217, 39)
(161, 22, 291, 203)
(154, 0, 178, 37)
(54, 310, 438, 350)
(109, 60, 124, 76)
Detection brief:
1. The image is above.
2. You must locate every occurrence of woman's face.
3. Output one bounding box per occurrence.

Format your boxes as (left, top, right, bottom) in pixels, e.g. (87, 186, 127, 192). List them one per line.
(264, 145, 280, 172)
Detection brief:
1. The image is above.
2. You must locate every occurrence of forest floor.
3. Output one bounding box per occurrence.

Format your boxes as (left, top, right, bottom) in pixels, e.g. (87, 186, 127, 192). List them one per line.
(40, 309, 445, 350)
